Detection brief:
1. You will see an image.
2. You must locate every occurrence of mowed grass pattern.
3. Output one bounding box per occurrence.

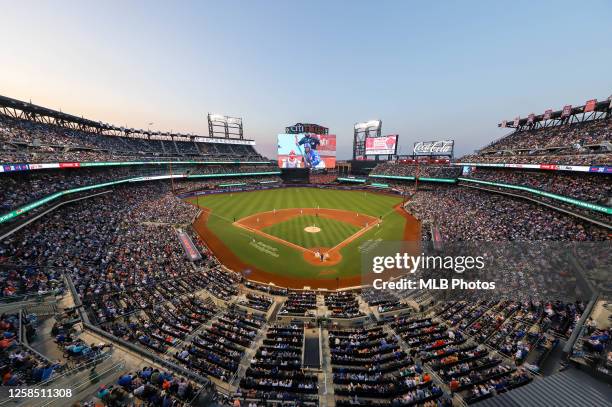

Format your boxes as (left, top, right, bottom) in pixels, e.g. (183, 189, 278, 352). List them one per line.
(187, 188, 407, 279)
(262, 215, 360, 249)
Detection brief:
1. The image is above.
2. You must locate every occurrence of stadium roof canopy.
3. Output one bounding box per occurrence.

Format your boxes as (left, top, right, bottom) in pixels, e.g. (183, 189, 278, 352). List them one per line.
(498, 98, 611, 129)
(0, 94, 253, 142)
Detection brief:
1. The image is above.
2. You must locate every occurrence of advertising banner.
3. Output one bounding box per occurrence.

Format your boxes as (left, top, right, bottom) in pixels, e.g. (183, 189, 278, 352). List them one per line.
(59, 162, 80, 168)
(539, 164, 559, 170)
(584, 99, 597, 112)
(589, 166, 612, 174)
(1, 164, 30, 173)
(176, 231, 202, 261)
(527, 113, 535, 124)
(366, 135, 398, 155)
(413, 140, 454, 156)
(561, 104, 572, 117)
(453, 162, 597, 173)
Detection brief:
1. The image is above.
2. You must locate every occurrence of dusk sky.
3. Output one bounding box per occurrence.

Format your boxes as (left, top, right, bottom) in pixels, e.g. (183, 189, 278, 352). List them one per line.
(1, 0, 611, 159)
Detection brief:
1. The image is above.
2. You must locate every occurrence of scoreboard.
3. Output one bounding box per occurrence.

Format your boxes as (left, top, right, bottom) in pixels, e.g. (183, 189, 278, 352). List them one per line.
(285, 123, 329, 135)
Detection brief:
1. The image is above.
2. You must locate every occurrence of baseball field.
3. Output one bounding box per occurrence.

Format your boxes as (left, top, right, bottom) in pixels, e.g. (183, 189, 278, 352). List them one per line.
(188, 187, 420, 289)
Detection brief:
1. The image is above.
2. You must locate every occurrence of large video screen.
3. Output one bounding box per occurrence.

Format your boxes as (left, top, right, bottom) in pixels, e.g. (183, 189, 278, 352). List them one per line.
(365, 135, 398, 155)
(277, 133, 336, 169)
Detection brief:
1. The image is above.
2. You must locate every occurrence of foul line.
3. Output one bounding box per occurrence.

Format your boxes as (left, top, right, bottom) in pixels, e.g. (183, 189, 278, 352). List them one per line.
(328, 219, 381, 253)
(233, 217, 381, 258)
(201, 205, 395, 259)
(233, 221, 318, 255)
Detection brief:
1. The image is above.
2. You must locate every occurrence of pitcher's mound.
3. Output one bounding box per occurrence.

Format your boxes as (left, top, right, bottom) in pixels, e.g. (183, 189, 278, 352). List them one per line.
(304, 226, 321, 233)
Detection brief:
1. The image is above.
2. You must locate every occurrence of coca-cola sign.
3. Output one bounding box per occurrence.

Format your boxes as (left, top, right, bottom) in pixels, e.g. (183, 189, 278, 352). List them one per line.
(413, 140, 454, 156)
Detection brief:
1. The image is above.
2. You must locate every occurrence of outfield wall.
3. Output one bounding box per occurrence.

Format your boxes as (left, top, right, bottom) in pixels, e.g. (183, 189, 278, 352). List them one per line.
(178, 183, 406, 200)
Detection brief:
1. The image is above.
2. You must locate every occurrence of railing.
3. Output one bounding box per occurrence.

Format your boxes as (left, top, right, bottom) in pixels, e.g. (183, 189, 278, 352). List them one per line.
(17, 309, 55, 364)
(32, 360, 126, 407)
(460, 182, 612, 229)
(61, 271, 214, 386)
(24, 302, 58, 317)
(0, 190, 113, 237)
(0, 347, 116, 406)
(0, 291, 59, 305)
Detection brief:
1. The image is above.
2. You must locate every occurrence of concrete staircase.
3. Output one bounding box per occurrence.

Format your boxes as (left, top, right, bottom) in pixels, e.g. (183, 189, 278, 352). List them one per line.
(319, 328, 336, 407)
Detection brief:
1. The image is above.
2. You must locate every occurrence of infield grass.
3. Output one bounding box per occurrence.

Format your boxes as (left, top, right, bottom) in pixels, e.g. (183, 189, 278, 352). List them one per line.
(262, 215, 360, 249)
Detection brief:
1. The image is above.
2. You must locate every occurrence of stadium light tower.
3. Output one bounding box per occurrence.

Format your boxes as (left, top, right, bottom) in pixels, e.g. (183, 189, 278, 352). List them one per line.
(207, 113, 244, 139)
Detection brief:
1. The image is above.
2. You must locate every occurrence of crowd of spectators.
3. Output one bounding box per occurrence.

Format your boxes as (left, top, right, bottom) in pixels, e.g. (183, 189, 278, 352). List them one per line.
(238, 323, 319, 405)
(0, 182, 247, 365)
(392, 307, 534, 405)
(0, 167, 133, 212)
(361, 288, 411, 314)
(330, 326, 445, 405)
(464, 168, 611, 205)
(370, 163, 462, 179)
(129, 193, 199, 224)
(240, 292, 273, 313)
(176, 308, 265, 382)
(405, 186, 610, 241)
(107, 291, 217, 354)
(174, 175, 282, 195)
(86, 368, 199, 406)
(0, 115, 266, 163)
(482, 118, 611, 152)
(461, 117, 611, 166)
(187, 165, 277, 176)
(439, 300, 584, 369)
(0, 163, 278, 216)
(0, 313, 60, 385)
(0, 266, 63, 299)
(245, 281, 288, 296)
(325, 291, 364, 318)
(572, 318, 611, 370)
(309, 172, 339, 184)
(279, 291, 317, 316)
(459, 152, 611, 166)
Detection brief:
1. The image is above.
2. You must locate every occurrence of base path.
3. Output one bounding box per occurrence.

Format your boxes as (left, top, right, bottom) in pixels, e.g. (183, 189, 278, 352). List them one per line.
(234, 208, 380, 266)
(236, 208, 378, 230)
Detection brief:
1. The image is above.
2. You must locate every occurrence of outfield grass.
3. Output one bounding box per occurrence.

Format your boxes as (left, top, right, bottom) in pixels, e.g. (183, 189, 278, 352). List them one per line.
(187, 188, 407, 281)
(262, 215, 360, 249)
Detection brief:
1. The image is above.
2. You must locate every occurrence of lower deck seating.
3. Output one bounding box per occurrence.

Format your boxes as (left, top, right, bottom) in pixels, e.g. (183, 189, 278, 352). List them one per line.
(239, 323, 319, 405)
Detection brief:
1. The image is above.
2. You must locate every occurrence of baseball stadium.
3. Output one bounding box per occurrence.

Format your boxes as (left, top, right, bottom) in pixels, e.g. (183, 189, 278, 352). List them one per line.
(1, 3, 611, 407)
(1, 93, 610, 407)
